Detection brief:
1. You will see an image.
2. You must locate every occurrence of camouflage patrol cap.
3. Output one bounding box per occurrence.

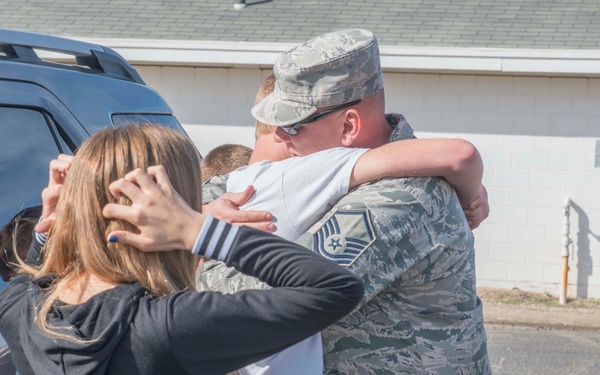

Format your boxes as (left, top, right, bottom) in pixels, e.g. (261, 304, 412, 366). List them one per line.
(252, 29, 384, 127)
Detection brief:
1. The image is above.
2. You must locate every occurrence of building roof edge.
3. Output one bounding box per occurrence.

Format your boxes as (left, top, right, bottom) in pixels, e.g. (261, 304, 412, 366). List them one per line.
(45, 37, 600, 76)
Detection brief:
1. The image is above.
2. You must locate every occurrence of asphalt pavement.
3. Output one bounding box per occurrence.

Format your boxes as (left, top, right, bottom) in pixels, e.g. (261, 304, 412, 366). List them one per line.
(481, 288, 600, 374)
(487, 324, 600, 375)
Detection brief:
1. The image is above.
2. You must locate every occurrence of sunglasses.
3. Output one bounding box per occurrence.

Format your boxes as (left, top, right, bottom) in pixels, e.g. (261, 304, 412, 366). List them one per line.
(280, 99, 361, 135)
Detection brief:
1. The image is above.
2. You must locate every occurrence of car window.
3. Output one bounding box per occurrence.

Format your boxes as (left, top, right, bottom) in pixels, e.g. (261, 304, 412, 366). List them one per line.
(0, 107, 61, 290)
(0, 107, 60, 233)
(0, 107, 60, 226)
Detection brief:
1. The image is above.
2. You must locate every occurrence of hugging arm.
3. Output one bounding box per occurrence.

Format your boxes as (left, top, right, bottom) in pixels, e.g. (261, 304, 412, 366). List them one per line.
(351, 138, 488, 229)
(166, 221, 363, 373)
(203, 138, 488, 231)
(101, 168, 363, 373)
(199, 138, 489, 295)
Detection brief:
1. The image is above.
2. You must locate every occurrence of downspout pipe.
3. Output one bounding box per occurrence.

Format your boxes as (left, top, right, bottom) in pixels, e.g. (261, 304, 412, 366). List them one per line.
(560, 197, 572, 305)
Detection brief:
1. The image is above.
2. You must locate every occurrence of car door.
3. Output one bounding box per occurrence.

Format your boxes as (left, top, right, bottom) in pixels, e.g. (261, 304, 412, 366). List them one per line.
(0, 82, 87, 290)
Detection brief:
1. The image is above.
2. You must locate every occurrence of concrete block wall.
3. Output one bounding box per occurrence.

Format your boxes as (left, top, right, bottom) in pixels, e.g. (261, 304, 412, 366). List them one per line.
(135, 65, 600, 299)
(137, 65, 270, 155)
(387, 73, 600, 299)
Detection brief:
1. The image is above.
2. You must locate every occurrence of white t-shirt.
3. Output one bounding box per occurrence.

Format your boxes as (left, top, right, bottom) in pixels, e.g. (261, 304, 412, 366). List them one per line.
(228, 147, 369, 241)
(228, 147, 368, 375)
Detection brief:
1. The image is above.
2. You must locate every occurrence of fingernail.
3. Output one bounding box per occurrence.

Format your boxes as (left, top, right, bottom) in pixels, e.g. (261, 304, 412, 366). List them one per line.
(109, 236, 118, 243)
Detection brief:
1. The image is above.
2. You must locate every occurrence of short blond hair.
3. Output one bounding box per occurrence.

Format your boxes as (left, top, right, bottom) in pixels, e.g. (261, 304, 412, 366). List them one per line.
(255, 72, 276, 139)
(201, 144, 253, 183)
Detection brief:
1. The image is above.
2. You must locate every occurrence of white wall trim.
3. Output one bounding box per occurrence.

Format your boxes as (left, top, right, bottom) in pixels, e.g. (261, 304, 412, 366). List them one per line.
(63, 37, 600, 76)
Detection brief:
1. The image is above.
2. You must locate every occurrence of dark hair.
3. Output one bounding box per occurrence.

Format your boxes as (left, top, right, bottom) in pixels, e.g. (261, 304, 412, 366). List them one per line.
(0, 205, 42, 281)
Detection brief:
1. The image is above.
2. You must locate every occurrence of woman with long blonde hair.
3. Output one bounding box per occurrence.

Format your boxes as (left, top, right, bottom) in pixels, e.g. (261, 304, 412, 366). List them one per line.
(0, 124, 363, 375)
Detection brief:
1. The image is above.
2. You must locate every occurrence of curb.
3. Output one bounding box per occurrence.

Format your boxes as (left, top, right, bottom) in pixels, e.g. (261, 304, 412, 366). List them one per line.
(483, 303, 600, 330)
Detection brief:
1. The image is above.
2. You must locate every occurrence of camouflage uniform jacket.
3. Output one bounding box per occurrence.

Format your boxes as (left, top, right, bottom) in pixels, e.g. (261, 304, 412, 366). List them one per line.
(200, 114, 491, 375)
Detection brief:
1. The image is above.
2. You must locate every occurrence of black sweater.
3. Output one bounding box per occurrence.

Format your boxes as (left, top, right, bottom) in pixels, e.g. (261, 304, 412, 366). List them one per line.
(0, 218, 363, 375)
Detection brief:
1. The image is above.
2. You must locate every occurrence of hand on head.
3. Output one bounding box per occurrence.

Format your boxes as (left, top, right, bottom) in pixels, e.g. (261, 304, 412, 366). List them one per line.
(102, 168, 275, 253)
(38, 159, 275, 254)
(36, 154, 205, 252)
(103, 175, 275, 252)
(35, 154, 74, 233)
(102, 166, 204, 252)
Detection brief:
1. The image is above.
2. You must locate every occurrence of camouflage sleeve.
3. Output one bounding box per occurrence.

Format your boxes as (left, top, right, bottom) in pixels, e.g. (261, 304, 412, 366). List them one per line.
(196, 259, 270, 293)
(296, 176, 489, 374)
(385, 113, 415, 141)
(198, 173, 271, 293)
(201, 174, 228, 204)
(295, 177, 465, 306)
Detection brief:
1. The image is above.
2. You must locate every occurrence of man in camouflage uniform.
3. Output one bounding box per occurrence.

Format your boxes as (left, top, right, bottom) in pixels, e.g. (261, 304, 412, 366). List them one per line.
(201, 29, 491, 374)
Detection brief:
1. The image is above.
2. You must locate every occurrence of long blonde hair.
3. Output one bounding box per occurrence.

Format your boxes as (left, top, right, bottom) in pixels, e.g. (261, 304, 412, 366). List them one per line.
(25, 124, 202, 339)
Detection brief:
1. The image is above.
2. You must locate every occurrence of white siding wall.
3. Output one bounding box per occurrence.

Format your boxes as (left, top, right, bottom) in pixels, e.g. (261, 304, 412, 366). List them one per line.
(135, 65, 600, 299)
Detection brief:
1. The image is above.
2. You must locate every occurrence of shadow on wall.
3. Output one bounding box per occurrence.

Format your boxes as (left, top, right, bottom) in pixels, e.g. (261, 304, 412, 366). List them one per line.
(570, 201, 600, 298)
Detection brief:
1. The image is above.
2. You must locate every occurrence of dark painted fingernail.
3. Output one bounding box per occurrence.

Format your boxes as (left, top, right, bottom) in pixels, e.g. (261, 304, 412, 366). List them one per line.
(109, 236, 118, 243)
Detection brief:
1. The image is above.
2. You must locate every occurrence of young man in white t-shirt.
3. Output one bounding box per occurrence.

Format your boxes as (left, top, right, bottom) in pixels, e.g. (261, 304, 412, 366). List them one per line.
(201, 126, 487, 375)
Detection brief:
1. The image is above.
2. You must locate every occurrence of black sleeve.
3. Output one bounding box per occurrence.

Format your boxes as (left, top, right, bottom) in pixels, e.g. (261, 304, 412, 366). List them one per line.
(26, 231, 45, 266)
(150, 217, 364, 374)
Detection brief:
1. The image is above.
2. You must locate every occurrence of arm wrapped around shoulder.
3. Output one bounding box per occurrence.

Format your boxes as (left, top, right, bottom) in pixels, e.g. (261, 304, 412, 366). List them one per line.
(195, 215, 365, 326)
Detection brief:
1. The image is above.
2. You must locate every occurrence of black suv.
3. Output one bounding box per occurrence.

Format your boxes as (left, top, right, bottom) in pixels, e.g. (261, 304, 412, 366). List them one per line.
(0, 29, 185, 289)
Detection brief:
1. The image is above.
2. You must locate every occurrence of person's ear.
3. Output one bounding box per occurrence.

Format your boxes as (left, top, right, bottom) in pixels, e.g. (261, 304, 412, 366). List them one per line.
(341, 109, 360, 146)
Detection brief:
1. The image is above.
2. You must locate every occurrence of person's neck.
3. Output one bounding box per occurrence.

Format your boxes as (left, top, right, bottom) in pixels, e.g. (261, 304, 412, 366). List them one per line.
(376, 121, 394, 143)
(354, 117, 393, 148)
(248, 149, 265, 164)
(58, 273, 119, 305)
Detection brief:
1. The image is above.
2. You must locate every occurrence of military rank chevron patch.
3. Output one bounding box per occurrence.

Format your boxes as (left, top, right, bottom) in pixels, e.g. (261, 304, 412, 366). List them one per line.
(312, 209, 375, 266)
